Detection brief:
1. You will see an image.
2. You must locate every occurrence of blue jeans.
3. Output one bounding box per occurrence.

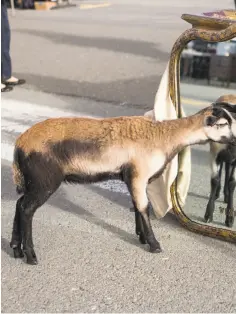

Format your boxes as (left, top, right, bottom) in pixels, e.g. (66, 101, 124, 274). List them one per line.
(1, 2, 12, 80)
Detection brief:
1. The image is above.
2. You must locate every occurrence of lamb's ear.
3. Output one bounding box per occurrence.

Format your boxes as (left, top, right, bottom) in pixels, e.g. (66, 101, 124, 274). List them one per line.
(212, 107, 232, 125)
(213, 101, 236, 113)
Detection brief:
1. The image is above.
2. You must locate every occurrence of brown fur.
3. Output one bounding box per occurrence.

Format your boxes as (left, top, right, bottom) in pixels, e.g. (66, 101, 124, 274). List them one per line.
(216, 94, 236, 103)
(14, 111, 212, 154)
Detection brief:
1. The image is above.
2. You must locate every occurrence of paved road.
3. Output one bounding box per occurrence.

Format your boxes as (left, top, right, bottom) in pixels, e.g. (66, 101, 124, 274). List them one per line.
(2, 0, 236, 312)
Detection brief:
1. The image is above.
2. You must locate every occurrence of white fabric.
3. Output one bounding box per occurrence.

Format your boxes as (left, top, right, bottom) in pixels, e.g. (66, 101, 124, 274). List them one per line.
(144, 61, 191, 218)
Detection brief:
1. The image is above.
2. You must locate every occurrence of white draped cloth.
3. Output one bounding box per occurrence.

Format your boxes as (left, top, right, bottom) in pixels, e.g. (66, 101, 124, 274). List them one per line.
(144, 61, 191, 218)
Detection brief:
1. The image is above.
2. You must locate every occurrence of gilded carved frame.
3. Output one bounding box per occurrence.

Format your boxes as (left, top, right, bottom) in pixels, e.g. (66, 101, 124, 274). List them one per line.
(168, 11, 236, 243)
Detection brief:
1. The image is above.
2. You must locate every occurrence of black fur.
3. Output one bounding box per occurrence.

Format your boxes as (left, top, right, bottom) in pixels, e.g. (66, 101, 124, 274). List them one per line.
(201, 101, 236, 227)
(11, 142, 162, 264)
(50, 139, 102, 163)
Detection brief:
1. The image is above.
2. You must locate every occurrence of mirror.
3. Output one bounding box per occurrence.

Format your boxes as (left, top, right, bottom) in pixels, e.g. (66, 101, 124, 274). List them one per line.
(178, 38, 236, 231)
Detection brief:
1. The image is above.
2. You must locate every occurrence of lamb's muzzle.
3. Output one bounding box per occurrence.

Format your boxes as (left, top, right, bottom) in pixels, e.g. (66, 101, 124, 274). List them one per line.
(10, 102, 236, 264)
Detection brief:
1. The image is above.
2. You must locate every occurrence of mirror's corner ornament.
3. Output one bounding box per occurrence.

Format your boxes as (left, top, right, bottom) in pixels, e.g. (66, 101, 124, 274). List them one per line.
(168, 9, 236, 243)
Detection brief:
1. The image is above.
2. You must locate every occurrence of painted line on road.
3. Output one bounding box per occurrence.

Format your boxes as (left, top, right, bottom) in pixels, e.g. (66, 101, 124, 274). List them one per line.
(181, 97, 209, 107)
(1, 142, 14, 163)
(79, 2, 111, 10)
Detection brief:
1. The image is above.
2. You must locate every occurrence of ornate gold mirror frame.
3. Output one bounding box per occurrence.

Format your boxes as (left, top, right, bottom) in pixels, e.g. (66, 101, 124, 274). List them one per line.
(169, 10, 236, 243)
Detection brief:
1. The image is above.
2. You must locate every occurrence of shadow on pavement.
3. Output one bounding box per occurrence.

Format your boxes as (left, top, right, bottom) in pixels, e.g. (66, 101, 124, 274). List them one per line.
(14, 72, 161, 109)
(14, 30, 168, 61)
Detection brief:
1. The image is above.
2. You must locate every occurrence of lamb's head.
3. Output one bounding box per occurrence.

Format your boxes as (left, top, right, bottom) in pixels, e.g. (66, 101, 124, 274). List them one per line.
(213, 100, 236, 137)
(201, 103, 236, 145)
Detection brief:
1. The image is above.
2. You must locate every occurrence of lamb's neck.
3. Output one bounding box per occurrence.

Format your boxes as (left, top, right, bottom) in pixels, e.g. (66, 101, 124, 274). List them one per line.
(159, 115, 207, 156)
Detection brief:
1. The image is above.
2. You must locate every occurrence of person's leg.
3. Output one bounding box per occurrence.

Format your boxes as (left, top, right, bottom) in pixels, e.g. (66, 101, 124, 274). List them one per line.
(1, 2, 12, 81)
(1, 2, 25, 88)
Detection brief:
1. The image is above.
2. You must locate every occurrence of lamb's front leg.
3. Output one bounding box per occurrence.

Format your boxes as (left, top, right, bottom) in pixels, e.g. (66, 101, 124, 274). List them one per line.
(134, 209, 146, 244)
(131, 177, 162, 253)
(215, 161, 223, 200)
(223, 162, 231, 203)
(225, 163, 236, 228)
(204, 158, 220, 222)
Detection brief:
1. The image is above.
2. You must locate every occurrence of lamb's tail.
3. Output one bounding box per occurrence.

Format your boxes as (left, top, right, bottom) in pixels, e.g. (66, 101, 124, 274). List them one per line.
(12, 147, 25, 195)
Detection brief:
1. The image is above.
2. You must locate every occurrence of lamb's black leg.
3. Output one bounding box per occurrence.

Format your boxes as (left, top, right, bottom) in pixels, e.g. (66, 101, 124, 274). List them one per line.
(140, 208, 161, 253)
(10, 196, 24, 258)
(225, 163, 235, 228)
(135, 209, 146, 244)
(215, 161, 223, 200)
(131, 176, 161, 253)
(19, 193, 45, 265)
(123, 167, 146, 245)
(224, 163, 231, 204)
(19, 188, 58, 265)
(204, 175, 220, 223)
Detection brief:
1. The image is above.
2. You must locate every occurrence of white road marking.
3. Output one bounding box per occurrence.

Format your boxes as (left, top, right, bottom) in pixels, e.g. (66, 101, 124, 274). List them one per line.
(79, 2, 111, 10)
(1, 98, 129, 195)
(1, 142, 14, 162)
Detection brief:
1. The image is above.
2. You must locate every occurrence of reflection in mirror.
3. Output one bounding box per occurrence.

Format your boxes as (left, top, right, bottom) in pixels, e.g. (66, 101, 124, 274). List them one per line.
(178, 38, 236, 231)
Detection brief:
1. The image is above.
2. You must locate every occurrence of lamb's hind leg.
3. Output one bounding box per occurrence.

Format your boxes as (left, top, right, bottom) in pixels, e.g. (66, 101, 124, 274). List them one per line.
(10, 196, 24, 258)
(19, 188, 58, 265)
(225, 163, 236, 228)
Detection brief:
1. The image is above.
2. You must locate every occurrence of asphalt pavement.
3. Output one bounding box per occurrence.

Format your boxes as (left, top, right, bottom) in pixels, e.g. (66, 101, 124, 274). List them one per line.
(2, 0, 236, 313)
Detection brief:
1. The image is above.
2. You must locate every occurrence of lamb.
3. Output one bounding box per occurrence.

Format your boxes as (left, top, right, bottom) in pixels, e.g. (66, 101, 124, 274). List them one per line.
(10, 103, 236, 265)
(204, 95, 236, 228)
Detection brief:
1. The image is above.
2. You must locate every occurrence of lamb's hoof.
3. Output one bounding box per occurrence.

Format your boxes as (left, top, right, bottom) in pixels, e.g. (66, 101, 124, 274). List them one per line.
(139, 234, 146, 244)
(204, 213, 213, 223)
(10, 242, 24, 259)
(24, 249, 38, 265)
(224, 195, 229, 204)
(149, 244, 162, 253)
(225, 216, 234, 228)
(13, 247, 24, 258)
(215, 192, 220, 200)
(25, 255, 38, 265)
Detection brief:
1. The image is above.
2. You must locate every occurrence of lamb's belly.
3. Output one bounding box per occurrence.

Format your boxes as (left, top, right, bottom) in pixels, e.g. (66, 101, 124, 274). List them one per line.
(81, 160, 122, 175)
(65, 148, 130, 176)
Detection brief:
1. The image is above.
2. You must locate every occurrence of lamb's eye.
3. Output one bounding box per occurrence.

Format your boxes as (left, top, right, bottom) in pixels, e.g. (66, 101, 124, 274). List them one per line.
(216, 123, 228, 129)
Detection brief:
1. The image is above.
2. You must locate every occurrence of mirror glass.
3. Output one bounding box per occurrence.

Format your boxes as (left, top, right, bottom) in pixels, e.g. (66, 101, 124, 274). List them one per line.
(178, 37, 236, 231)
